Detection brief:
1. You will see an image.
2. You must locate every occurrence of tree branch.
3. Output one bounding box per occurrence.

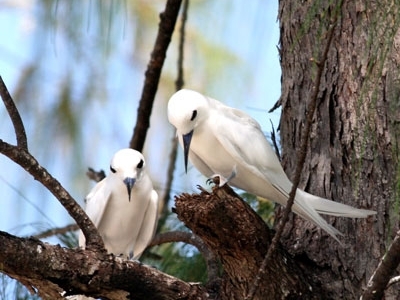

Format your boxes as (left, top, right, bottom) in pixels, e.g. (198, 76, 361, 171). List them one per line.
(0, 78, 103, 251)
(269, 119, 281, 161)
(361, 229, 400, 299)
(129, 0, 182, 152)
(174, 184, 321, 299)
(0, 76, 28, 150)
(160, 0, 189, 230)
(246, 12, 339, 299)
(150, 230, 219, 284)
(32, 224, 79, 240)
(175, 0, 188, 91)
(0, 140, 104, 252)
(0, 230, 207, 300)
(86, 167, 106, 183)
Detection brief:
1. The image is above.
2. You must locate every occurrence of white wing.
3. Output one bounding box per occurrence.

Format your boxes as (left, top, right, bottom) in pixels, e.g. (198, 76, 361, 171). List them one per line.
(210, 98, 292, 194)
(208, 98, 374, 242)
(78, 179, 111, 248)
(133, 189, 159, 259)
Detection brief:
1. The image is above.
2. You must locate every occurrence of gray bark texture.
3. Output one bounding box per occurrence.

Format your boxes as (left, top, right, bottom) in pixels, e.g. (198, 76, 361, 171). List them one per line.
(278, 0, 400, 298)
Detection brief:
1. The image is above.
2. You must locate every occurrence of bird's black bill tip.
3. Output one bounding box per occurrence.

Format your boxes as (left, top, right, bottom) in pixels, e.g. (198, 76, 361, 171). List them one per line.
(182, 130, 194, 174)
(123, 177, 136, 201)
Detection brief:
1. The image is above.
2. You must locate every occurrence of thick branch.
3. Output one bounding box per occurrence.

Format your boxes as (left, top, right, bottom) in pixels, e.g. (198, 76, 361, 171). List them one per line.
(0, 230, 207, 300)
(174, 184, 321, 300)
(130, 0, 182, 151)
(0, 76, 28, 150)
(0, 140, 104, 251)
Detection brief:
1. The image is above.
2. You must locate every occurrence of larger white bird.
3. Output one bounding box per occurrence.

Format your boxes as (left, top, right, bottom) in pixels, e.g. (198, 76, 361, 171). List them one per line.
(167, 89, 376, 242)
(79, 148, 159, 260)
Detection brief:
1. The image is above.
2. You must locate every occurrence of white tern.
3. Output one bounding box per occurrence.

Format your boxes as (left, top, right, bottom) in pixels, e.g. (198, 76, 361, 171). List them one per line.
(79, 148, 159, 259)
(167, 89, 376, 242)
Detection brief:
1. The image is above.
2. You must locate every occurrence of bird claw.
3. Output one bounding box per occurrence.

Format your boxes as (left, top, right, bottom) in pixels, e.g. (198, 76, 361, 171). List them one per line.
(209, 167, 237, 187)
(196, 184, 209, 193)
(206, 178, 215, 185)
(207, 174, 228, 187)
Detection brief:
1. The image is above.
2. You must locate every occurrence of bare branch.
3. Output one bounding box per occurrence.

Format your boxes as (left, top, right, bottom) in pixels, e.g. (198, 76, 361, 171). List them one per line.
(361, 229, 400, 299)
(32, 224, 79, 240)
(387, 275, 400, 288)
(246, 11, 340, 300)
(175, 0, 189, 91)
(129, 0, 183, 152)
(0, 76, 28, 150)
(160, 0, 189, 229)
(86, 167, 106, 183)
(150, 230, 219, 283)
(0, 230, 207, 299)
(269, 119, 280, 161)
(0, 140, 104, 252)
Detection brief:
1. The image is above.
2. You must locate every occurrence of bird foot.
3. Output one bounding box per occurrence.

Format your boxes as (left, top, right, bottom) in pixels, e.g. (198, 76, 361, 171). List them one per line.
(208, 166, 237, 187)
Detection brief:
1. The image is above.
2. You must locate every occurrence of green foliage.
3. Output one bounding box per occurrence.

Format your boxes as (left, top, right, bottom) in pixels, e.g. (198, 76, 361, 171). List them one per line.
(145, 242, 208, 283)
(240, 192, 275, 228)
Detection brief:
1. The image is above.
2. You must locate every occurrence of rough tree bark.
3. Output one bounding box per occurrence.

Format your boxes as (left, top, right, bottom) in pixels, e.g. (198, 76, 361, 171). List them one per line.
(0, 231, 206, 300)
(174, 185, 320, 300)
(0, 184, 329, 299)
(277, 0, 400, 298)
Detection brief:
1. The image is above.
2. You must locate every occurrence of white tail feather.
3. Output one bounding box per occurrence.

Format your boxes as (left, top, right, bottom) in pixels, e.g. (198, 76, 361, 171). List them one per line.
(296, 189, 376, 217)
(289, 189, 376, 243)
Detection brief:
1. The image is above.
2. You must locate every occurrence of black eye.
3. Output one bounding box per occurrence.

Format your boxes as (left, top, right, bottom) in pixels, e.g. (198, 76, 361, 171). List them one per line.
(190, 110, 197, 121)
(110, 166, 116, 173)
(137, 159, 144, 169)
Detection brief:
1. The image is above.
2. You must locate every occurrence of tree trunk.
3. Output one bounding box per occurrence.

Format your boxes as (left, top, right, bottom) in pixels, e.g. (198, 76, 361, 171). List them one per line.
(278, 0, 400, 298)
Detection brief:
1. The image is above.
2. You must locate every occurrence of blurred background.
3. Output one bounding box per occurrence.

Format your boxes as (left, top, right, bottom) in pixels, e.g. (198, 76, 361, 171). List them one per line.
(0, 0, 280, 298)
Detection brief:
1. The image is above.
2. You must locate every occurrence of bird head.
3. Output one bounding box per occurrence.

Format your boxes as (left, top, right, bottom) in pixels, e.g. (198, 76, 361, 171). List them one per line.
(109, 148, 146, 201)
(167, 89, 210, 173)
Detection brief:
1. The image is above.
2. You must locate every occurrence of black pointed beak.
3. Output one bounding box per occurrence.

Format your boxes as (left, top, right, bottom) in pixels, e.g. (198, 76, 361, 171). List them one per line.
(182, 130, 193, 173)
(123, 177, 136, 201)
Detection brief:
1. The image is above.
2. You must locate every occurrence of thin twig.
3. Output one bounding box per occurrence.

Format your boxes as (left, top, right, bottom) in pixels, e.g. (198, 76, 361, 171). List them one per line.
(129, 0, 183, 152)
(387, 275, 400, 288)
(0, 140, 105, 252)
(175, 0, 188, 90)
(361, 229, 400, 299)
(149, 230, 219, 283)
(159, 0, 189, 230)
(269, 119, 281, 161)
(246, 16, 338, 300)
(32, 224, 79, 240)
(0, 76, 28, 150)
(86, 167, 106, 183)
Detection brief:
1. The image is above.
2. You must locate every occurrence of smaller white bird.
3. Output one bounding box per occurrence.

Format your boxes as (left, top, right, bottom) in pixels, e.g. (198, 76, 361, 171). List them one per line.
(79, 148, 159, 260)
(167, 89, 376, 242)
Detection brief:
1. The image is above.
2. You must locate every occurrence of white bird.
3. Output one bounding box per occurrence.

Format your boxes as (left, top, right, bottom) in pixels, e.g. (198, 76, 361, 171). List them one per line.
(167, 89, 376, 242)
(79, 148, 159, 260)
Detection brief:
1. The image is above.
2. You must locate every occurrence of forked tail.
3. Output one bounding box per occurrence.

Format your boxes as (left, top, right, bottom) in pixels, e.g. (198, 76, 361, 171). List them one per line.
(291, 189, 376, 244)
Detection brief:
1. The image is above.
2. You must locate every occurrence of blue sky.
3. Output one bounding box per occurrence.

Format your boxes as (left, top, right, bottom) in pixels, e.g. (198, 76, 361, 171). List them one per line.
(0, 1, 281, 242)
